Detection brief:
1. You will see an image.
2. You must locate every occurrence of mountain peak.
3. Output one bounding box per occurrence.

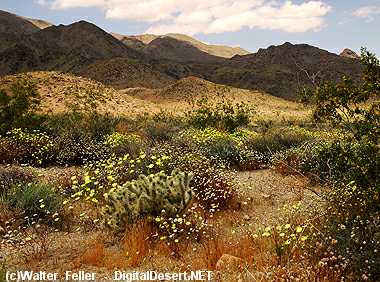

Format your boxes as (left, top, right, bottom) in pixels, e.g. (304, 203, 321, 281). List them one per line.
(340, 48, 360, 60)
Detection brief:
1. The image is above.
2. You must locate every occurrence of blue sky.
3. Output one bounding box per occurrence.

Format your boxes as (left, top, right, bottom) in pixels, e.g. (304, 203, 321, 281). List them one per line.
(1, 0, 379, 55)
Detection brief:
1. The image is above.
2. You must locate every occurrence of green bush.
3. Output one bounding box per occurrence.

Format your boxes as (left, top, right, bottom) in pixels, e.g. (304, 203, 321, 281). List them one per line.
(313, 48, 380, 142)
(299, 140, 379, 187)
(103, 170, 193, 230)
(0, 78, 43, 133)
(51, 133, 109, 165)
(4, 182, 60, 220)
(281, 139, 379, 279)
(188, 98, 252, 132)
(240, 127, 315, 165)
(140, 121, 179, 142)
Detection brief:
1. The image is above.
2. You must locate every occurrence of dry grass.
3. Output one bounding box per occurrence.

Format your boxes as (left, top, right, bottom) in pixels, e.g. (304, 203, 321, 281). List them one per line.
(0, 71, 158, 116)
(0, 71, 311, 125)
(81, 237, 105, 267)
(124, 76, 311, 123)
(122, 220, 156, 267)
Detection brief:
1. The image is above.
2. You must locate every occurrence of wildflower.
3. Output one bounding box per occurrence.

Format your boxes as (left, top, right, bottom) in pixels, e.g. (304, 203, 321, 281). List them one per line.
(285, 224, 291, 229)
(296, 226, 303, 233)
(262, 232, 271, 237)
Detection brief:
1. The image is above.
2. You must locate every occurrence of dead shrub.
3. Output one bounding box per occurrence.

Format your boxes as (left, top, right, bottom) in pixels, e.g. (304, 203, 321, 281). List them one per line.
(123, 220, 156, 267)
(81, 240, 105, 267)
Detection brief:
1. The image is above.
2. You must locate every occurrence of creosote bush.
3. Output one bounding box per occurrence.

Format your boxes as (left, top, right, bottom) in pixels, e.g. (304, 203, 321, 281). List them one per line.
(0, 78, 42, 133)
(188, 97, 252, 132)
(4, 182, 61, 220)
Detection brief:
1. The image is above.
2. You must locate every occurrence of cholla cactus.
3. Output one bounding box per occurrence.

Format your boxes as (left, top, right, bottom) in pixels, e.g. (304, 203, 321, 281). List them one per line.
(104, 169, 193, 229)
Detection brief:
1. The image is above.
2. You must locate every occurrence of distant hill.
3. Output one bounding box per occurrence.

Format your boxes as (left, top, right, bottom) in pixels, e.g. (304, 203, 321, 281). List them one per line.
(0, 71, 157, 115)
(79, 57, 175, 89)
(0, 20, 141, 74)
(143, 36, 225, 63)
(112, 33, 250, 59)
(340, 48, 360, 60)
(25, 17, 53, 29)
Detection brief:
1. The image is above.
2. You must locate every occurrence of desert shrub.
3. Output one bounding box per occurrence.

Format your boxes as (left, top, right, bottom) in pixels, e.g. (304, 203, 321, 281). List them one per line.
(240, 127, 315, 166)
(43, 112, 119, 141)
(188, 97, 252, 132)
(178, 128, 241, 164)
(301, 142, 380, 281)
(316, 184, 379, 280)
(0, 128, 54, 166)
(103, 170, 193, 230)
(299, 140, 378, 187)
(4, 182, 60, 220)
(69, 151, 171, 204)
(51, 130, 113, 165)
(0, 166, 34, 196)
(313, 48, 380, 142)
(104, 132, 147, 157)
(0, 78, 43, 133)
(166, 149, 236, 210)
(287, 49, 380, 280)
(139, 121, 179, 142)
(39, 112, 118, 165)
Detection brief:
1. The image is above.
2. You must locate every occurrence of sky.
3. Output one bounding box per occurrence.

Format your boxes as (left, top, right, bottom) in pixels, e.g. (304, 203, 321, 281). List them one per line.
(0, 0, 379, 55)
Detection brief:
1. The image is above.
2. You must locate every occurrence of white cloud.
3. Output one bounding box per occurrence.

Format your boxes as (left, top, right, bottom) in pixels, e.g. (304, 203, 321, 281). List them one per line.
(38, 0, 105, 9)
(38, 0, 332, 34)
(353, 5, 380, 21)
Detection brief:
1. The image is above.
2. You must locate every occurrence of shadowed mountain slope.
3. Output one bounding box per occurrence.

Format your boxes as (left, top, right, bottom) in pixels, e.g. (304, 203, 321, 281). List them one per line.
(0, 10, 40, 51)
(182, 42, 363, 100)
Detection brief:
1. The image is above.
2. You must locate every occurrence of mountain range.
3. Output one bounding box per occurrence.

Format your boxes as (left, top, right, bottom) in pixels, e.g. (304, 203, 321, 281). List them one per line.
(0, 9, 362, 100)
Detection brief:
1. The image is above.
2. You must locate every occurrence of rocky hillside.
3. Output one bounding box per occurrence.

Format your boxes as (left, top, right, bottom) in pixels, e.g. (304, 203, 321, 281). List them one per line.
(0, 16, 174, 88)
(183, 42, 363, 100)
(0, 10, 40, 51)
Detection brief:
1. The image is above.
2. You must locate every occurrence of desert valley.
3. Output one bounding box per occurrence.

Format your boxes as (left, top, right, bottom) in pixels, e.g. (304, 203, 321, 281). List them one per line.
(0, 8, 379, 282)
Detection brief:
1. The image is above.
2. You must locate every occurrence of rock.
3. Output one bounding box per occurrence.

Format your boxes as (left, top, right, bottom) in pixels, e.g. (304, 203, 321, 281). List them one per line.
(216, 254, 245, 272)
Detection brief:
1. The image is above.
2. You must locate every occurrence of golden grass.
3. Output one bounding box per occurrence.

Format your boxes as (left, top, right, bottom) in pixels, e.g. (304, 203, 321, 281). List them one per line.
(0, 71, 311, 123)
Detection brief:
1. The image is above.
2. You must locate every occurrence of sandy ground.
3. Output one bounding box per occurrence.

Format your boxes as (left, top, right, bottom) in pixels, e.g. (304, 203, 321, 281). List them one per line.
(1, 169, 323, 281)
